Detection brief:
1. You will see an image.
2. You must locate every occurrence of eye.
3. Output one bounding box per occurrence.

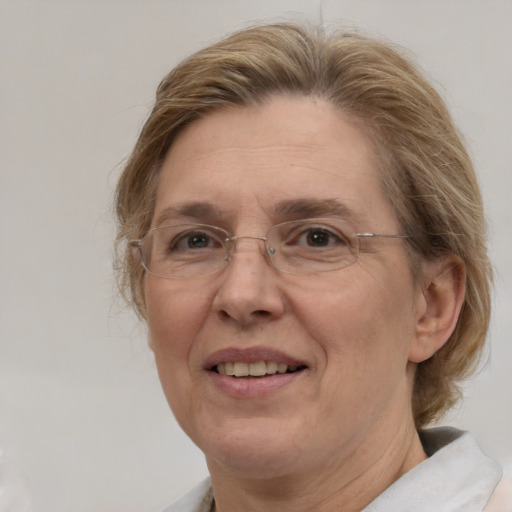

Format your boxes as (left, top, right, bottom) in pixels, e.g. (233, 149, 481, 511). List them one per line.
(169, 229, 223, 252)
(303, 228, 337, 247)
(292, 226, 348, 248)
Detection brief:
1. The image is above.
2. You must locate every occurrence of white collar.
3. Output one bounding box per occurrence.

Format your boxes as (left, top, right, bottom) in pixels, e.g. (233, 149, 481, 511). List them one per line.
(363, 427, 502, 511)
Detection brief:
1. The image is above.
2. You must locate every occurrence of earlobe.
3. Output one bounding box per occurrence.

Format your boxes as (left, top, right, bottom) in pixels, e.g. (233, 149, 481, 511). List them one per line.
(409, 256, 466, 364)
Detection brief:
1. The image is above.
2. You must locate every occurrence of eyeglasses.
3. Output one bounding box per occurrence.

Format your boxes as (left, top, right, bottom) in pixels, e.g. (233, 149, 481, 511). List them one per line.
(130, 218, 409, 279)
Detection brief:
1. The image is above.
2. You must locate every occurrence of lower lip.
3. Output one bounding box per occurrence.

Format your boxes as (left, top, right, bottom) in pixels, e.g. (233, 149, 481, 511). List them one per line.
(207, 370, 305, 398)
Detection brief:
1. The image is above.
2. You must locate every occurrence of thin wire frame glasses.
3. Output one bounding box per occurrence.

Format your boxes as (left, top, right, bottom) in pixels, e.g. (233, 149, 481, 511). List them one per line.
(130, 218, 409, 279)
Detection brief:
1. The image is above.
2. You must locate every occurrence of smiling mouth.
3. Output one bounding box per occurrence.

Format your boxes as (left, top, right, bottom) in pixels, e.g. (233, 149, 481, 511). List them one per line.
(214, 361, 307, 378)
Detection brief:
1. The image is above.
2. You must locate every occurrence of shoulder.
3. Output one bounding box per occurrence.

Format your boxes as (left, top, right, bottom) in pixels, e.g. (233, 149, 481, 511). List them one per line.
(161, 478, 213, 512)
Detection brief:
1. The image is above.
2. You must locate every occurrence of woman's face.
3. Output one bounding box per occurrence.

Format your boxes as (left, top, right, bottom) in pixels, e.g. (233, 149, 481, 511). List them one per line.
(145, 96, 425, 479)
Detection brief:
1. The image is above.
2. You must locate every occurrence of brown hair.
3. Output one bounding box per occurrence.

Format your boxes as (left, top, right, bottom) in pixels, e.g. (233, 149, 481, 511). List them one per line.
(115, 23, 492, 427)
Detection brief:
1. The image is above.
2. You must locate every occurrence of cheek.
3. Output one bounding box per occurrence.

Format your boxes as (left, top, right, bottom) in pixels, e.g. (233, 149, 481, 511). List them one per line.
(144, 279, 216, 435)
(145, 278, 211, 378)
(282, 275, 417, 438)
(290, 267, 417, 372)
(146, 277, 203, 333)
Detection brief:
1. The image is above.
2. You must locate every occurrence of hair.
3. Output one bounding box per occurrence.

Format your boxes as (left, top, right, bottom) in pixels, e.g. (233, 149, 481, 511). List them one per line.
(115, 22, 492, 428)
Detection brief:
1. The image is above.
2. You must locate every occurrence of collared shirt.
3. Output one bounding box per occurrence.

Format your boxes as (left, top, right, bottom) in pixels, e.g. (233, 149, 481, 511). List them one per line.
(163, 427, 503, 512)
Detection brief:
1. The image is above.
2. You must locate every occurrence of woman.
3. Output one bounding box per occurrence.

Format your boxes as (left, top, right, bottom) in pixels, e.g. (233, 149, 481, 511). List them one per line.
(115, 23, 503, 511)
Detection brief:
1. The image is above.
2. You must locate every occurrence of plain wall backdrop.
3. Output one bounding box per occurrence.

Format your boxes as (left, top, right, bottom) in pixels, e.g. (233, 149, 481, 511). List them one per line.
(1, 1, 511, 511)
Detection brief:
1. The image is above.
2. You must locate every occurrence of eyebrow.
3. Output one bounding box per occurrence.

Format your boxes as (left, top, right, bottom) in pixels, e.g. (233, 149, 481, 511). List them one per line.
(273, 198, 363, 224)
(154, 198, 363, 228)
(154, 202, 230, 227)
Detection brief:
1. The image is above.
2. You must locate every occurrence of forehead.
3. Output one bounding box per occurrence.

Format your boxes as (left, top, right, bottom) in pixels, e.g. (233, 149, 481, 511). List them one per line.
(155, 95, 398, 230)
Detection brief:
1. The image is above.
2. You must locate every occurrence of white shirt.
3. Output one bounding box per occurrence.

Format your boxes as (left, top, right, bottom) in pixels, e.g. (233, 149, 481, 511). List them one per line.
(163, 427, 503, 512)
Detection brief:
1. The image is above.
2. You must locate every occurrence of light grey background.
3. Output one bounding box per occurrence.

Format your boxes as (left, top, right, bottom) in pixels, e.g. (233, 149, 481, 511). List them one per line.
(1, 1, 511, 511)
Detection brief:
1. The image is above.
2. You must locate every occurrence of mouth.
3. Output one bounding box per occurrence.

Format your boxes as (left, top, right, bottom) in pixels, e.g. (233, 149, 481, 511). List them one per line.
(205, 347, 308, 381)
(205, 348, 308, 397)
(213, 361, 307, 378)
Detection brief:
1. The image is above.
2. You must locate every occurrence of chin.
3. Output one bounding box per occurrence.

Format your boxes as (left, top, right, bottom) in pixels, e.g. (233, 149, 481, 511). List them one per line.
(194, 416, 306, 478)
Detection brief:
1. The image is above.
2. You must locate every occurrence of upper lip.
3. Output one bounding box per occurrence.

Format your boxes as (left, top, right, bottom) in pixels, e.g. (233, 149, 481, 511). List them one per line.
(203, 346, 307, 370)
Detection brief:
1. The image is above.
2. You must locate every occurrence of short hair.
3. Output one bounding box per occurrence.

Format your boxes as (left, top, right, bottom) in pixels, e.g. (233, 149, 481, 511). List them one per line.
(115, 23, 492, 428)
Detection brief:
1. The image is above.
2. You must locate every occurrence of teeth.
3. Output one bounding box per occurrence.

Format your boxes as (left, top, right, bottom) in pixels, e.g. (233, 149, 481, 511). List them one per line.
(215, 361, 301, 377)
(233, 362, 249, 377)
(266, 361, 278, 374)
(249, 361, 267, 376)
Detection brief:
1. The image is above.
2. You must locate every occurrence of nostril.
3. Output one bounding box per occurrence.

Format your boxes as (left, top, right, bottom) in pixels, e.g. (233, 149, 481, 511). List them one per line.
(217, 308, 272, 324)
(254, 310, 271, 317)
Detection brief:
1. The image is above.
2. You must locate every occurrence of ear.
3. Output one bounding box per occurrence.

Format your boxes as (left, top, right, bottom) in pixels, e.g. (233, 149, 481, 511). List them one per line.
(408, 255, 466, 363)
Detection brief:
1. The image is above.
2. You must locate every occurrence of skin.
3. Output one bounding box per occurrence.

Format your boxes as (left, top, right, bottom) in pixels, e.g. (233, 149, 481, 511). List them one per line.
(144, 95, 464, 511)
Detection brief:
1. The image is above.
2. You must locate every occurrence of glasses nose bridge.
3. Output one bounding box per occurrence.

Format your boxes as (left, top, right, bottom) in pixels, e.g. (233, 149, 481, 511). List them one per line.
(225, 234, 269, 260)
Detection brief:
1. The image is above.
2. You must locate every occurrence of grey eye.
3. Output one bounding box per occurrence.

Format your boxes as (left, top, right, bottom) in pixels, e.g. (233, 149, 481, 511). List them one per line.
(187, 233, 210, 249)
(171, 231, 220, 251)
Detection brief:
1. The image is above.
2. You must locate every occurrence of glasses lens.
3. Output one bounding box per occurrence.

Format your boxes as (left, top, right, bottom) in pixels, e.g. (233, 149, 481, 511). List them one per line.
(267, 219, 358, 273)
(141, 224, 229, 278)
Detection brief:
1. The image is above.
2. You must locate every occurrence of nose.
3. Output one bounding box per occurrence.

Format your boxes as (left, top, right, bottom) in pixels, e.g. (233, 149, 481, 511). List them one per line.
(212, 237, 285, 327)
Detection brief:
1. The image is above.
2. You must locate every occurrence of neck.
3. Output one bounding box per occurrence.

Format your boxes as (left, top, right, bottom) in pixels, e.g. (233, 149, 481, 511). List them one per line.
(208, 420, 427, 512)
